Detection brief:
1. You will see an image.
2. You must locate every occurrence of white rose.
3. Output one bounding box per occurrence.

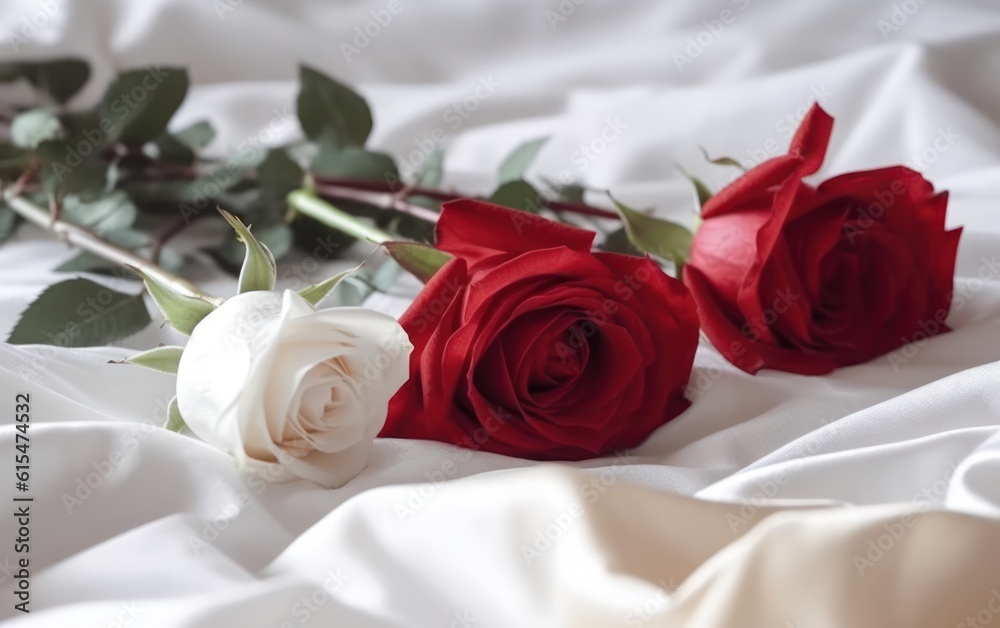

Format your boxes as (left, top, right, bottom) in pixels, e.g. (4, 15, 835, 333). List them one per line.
(176, 289, 412, 488)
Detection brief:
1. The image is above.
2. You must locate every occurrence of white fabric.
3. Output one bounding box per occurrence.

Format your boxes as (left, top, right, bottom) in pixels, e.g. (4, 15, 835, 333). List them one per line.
(1, 0, 1000, 625)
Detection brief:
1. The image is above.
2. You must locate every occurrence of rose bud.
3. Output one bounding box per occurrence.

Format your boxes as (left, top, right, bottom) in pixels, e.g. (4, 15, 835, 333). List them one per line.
(683, 104, 961, 375)
(176, 290, 411, 487)
(381, 200, 700, 460)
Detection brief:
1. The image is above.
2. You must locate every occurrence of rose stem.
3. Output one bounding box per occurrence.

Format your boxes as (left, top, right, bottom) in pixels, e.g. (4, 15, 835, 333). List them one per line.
(287, 190, 393, 245)
(311, 184, 440, 223)
(3, 191, 219, 303)
(312, 177, 620, 220)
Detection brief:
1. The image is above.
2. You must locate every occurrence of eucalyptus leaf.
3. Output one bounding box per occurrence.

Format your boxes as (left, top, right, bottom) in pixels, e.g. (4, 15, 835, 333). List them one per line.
(0, 143, 31, 180)
(7, 278, 151, 347)
(55, 229, 183, 274)
(611, 195, 693, 272)
(218, 209, 276, 293)
(62, 192, 137, 234)
(0, 204, 19, 244)
(6, 59, 91, 104)
(99, 67, 190, 145)
(124, 345, 184, 375)
(11, 110, 61, 148)
(140, 270, 216, 335)
(152, 133, 195, 165)
(498, 137, 547, 184)
(297, 65, 372, 147)
(488, 179, 543, 213)
(36, 140, 108, 199)
(417, 148, 444, 187)
(383, 241, 452, 283)
(175, 121, 215, 149)
(312, 144, 398, 181)
(385, 211, 436, 243)
(336, 259, 402, 306)
(551, 182, 587, 204)
(258, 148, 304, 193)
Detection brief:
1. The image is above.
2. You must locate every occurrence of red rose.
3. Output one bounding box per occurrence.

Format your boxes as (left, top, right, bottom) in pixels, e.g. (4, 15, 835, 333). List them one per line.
(683, 104, 961, 375)
(381, 200, 700, 460)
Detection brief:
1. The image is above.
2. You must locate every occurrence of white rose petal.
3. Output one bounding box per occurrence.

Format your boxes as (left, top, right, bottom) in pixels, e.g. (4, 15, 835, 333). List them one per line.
(176, 289, 412, 488)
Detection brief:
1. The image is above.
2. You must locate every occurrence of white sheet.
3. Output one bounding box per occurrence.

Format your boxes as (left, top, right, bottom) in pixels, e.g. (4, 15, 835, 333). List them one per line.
(2, 0, 1000, 625)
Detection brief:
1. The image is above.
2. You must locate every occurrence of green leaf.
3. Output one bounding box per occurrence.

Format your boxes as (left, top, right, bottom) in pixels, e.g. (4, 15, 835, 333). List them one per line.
(297, 65, 372, 147)
(385, 211, 436, 243)
(3, 59, 91, 104)
(218, 208, 276, 293)
(140, 271, 217, 335)
(599, 227, 643, 257)
(417, 148, 444, 187)
(312, 144, 398, 181)
(175, 121, 215, 149)
(679, 168, 713, 210)
(124, 345, 184, 375)
(551, 182, 586, 204)
(7, 278, 151, 347)
(152, 134, 195, 165)
(488, 179, 543, 213)
(0, 143, 31, 180)
(298, 264, 361, 306)
(152, 121, 214, 166)
(11, 110, 61, 148)
(611, 195, 693, 271)
(0, 204, 19, 244)
(99, 67, 190, 145)
(164, 396, 187, 432)
(699, 146, 746, 172)
(36, 140, 108, 199)
(62, 192, 137, 234)
(498, 137, 548, 184)
(55, 229, 183, 274)
(384, 241, 452, 283)
(258, 148, 304, 193)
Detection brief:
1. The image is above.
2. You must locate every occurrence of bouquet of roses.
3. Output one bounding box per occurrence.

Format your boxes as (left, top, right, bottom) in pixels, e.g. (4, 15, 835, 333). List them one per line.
(2, 60, 959, 487)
